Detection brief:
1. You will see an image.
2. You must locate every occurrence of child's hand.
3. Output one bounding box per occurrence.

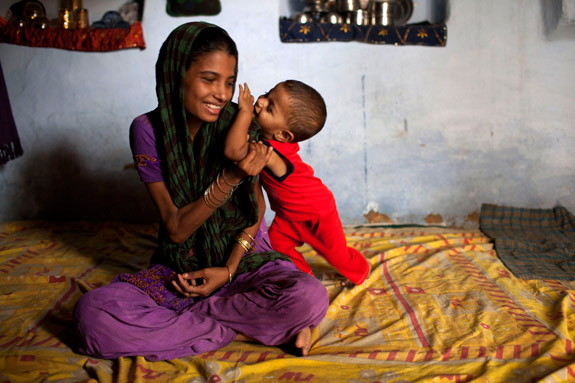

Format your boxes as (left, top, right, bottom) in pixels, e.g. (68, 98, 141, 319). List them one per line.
(238, 83, 254, 115)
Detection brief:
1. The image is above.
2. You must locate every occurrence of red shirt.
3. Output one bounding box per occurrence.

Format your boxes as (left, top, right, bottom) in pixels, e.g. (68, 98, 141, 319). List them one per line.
(261, 140, 336, 221)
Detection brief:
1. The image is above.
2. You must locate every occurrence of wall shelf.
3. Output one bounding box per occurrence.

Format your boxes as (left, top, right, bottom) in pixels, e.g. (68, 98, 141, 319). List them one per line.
(0, 17, 145, 52)
(279, 18, 447, 46)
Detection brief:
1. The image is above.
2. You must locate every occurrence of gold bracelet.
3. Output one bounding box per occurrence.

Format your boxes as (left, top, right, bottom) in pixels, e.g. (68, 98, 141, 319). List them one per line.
(242, 231, 255, 245)
(235, 236, 254, 254)
(225, 264, 233, 284)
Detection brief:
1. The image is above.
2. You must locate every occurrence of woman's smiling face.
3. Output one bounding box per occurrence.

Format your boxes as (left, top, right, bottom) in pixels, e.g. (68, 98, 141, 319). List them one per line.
(184, 50, 237, 135)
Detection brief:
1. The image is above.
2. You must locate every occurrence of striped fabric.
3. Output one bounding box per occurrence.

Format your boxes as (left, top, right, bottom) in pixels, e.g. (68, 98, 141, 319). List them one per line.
(480, 203, 575, 280)
(3, 221, 575, 382)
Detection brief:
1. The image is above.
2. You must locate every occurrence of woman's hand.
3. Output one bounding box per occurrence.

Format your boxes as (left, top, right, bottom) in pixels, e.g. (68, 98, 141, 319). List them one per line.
(232, 141, 273, 178)
(171, 267, 230, 297)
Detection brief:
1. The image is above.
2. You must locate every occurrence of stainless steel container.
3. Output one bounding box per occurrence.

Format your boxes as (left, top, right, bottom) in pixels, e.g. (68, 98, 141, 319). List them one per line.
(292, 12, 315, 23)
(305, 0, 328, 12)
(368, 0, 398, 26)
(343, 8, 369, 25)
(335, 0, 360, 13)
(320, 12, 344, 24)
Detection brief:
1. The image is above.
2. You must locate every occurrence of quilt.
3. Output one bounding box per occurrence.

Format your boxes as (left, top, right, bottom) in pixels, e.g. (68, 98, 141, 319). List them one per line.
(0, 221, 574, 382)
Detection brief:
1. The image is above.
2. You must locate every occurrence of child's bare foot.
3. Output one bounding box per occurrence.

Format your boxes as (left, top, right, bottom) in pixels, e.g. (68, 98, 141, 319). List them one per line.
(295, 327, 312, 356)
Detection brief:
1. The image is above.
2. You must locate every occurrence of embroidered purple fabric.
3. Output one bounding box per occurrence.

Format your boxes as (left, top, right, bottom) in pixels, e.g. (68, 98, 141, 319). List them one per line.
(115, 221, 273, 311)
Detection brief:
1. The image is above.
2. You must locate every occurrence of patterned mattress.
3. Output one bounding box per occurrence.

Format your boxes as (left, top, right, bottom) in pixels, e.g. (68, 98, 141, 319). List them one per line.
(0, 221, 574, 382)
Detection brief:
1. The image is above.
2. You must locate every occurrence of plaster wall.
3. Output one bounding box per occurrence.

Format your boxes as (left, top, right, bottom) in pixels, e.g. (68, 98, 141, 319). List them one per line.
(0, 0, 574, 226)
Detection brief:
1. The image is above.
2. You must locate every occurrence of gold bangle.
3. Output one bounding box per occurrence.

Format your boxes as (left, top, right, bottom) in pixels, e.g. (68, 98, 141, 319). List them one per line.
(235, 236, 254, 254)
(225, 265, 233, 284)
(242, 231, 255, 245)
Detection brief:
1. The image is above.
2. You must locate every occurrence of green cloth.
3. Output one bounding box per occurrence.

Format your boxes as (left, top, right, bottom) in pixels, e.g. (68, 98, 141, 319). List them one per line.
(151, 22, 289, 274)
(480, 203, 575, 280)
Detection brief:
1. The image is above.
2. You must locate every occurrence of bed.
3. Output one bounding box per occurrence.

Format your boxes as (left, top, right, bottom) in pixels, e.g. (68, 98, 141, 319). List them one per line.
(1, 213, 574, 382)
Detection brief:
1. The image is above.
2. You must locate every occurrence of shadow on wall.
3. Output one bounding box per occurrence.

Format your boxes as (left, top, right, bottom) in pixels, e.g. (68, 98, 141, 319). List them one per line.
(540, 0, 575, 40)
(2, 144, 159, 223)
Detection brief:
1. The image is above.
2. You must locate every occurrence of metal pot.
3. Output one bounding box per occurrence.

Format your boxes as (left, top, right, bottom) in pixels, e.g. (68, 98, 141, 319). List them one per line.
(304, 0, 328, 13)
(368, 0, 398, 26)
(320, 12, 344, 24)
(335, 0, 360, 13)
(292, 12, 315, 23)
(344, 9, 369, 25)
(367, 0, 413, 26)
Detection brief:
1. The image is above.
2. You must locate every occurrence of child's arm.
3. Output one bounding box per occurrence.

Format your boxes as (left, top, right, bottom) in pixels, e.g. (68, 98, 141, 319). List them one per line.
(225, 83, 289, 178)
(224, 83, 254, 161)
(265, 149, 289, 178)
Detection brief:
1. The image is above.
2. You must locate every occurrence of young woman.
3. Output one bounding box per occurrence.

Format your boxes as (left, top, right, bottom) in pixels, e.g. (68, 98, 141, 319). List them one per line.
(73, 22, 329, 361)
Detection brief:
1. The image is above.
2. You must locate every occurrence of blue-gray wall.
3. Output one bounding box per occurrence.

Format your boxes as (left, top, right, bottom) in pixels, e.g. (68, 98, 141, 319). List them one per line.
(1, 0, 574, 226)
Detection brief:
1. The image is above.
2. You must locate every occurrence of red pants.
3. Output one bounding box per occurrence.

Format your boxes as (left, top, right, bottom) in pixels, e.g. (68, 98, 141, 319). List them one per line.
(269, 210, 370, 285)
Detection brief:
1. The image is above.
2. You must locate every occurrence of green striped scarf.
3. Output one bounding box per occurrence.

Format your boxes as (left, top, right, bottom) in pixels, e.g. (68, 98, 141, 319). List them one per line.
(152, 22, 279, 274)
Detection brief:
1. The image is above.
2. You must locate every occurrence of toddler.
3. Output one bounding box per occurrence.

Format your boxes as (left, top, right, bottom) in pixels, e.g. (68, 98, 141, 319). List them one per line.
(225, 80, 370, 285)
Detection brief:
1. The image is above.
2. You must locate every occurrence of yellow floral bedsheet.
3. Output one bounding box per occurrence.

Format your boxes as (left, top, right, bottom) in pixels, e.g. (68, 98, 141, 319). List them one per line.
(0, 221, 574, 383)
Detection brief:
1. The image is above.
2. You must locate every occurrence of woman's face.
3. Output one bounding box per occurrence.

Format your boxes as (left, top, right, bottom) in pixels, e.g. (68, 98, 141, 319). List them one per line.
(184, 50, 237, 133)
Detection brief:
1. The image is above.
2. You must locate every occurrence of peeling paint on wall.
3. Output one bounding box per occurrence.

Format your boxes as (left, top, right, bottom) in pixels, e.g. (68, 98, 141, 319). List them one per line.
(363, 210, 395, 224)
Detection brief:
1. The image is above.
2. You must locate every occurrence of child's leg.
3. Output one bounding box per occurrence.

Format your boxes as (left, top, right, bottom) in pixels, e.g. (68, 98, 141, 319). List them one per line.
(301, 210, 370, 285)
(268, 217, 313, 275)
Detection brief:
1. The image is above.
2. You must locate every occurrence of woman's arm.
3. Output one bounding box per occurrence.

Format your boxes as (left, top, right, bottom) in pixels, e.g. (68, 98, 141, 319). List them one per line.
(147, 141, 273, 244)
(224, 178, 266, 275)
(171, 179, 268, 298)
(145, 181, 212, 244)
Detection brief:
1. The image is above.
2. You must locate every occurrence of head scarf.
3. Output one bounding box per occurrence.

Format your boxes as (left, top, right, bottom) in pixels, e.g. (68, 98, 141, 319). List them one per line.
(153, 22, 259, 273)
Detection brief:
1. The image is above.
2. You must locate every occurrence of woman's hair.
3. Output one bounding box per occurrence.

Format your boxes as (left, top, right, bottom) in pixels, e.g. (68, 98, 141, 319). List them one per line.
(282, 80, 327, 143)
(186, 26, 238, 70)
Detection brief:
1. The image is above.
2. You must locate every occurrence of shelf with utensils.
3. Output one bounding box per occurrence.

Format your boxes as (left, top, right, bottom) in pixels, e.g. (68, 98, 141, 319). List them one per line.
(280, 0, 447, 46)
(279, 17, 447, 46)
(0, 17, 145, 51)
(0, 0, 145, 52)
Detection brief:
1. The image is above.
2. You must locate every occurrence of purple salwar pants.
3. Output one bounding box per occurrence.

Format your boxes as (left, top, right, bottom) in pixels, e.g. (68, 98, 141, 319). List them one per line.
(74, 260, 328, 361)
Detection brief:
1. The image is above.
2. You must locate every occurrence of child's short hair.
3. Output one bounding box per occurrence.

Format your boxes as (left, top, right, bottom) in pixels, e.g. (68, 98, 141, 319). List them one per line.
(281, 80, 327, 142)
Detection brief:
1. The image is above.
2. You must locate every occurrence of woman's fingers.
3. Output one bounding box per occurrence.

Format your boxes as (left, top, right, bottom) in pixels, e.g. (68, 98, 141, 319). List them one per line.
(171, 269, 228, 298)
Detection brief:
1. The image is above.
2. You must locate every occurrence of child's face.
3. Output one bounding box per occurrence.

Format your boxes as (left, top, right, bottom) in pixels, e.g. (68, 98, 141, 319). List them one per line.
(254, 83, 290, 141)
